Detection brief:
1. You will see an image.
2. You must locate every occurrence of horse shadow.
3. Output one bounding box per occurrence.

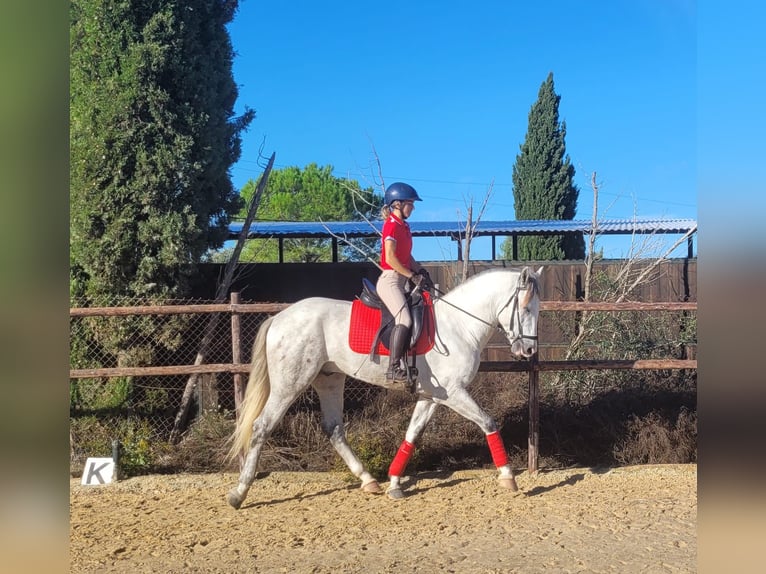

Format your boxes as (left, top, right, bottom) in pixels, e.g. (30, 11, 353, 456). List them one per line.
(399, 470, 489, 496)
(402, 469, 589, 498)
(521, 471, 586, 497)
(238, 472, 359, 510)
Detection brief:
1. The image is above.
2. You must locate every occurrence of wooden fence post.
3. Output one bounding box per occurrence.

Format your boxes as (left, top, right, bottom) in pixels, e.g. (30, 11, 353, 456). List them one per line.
(230, 292, 245, 470)
(528, 354, 540, 475)
(231, 292, 244, 415)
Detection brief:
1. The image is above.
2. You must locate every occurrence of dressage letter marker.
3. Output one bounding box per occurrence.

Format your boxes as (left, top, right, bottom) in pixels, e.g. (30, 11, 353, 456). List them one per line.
(81, 457, 115, 485)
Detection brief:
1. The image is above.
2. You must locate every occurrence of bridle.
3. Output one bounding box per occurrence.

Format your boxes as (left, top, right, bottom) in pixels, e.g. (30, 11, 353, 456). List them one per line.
(496, 282, 538, 348)
(428, 277, 538, 347)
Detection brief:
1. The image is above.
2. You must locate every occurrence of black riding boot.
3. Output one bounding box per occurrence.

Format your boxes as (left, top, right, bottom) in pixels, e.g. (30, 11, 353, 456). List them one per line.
(386, 324, 411, 387)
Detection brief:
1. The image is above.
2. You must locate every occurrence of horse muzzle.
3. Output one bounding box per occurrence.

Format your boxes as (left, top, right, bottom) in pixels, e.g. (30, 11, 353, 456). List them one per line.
(510, 335, 537, 358)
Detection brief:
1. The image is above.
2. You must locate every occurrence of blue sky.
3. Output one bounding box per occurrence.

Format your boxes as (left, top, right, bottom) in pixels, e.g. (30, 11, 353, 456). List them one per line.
(226, 0, 697, 260)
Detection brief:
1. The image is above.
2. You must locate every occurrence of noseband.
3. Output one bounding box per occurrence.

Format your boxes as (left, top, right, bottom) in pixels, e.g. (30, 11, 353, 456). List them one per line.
(497, 283, 538, 347)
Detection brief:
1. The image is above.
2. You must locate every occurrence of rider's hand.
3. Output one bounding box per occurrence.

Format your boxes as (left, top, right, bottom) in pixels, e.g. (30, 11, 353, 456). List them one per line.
(415, 267, 434, 291)
(409, 272, 426, 290)
(416, 268, 434, 291)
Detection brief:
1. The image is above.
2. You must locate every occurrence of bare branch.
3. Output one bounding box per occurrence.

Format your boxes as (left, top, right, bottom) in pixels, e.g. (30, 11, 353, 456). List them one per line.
(616, 225, 697, 303)
(170, 153, 276, 443)
(455, 180, 495, 283)
(366, 134, 386, 192)
(553, 170, 698, 397)
(318, 218, 383, 269)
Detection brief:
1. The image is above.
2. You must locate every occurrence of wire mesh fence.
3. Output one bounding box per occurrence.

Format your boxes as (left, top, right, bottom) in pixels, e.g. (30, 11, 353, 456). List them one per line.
(68, 296, 391, 472)
(69, 292, 697, 476)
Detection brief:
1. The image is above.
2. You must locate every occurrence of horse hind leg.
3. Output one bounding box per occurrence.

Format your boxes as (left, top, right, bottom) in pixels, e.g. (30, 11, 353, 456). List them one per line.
(313, 374, 383, 495)
(226, 408, 280, 509)
(226, 386, 306, 509)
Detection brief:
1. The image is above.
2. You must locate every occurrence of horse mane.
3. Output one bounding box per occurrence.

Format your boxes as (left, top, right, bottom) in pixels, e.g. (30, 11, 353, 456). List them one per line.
(442, 267, 503, 293)
(443, 267, 533, 298)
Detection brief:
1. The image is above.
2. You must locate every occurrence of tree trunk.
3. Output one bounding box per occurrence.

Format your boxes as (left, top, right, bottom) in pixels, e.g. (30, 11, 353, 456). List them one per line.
(169, 153, 275, 443)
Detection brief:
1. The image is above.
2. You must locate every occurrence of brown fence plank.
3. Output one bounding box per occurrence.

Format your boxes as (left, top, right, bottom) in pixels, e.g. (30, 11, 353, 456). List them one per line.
(479, 359, 697, 372)
(70, 301, 696, 316)
(540, 301, 697, 311)
(70, 364, 252, 378)
(69, 303, 290, 317)
(70, 358, 696, 379)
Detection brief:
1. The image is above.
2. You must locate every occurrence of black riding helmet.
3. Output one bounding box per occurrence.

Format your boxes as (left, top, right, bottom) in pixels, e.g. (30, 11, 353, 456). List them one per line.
(384, 182, 422, 205)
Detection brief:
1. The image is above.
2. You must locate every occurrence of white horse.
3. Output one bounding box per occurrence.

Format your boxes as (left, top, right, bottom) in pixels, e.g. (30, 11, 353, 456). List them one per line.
(227, 266, 543, 509)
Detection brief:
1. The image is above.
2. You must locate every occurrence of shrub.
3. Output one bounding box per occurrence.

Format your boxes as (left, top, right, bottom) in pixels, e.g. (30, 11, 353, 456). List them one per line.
(70, 415, 158, 477)
(614, 407, 697, 465)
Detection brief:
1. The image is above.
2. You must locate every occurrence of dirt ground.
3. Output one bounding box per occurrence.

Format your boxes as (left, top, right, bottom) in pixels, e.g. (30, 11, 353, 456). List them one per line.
(70, 464, 696, 573)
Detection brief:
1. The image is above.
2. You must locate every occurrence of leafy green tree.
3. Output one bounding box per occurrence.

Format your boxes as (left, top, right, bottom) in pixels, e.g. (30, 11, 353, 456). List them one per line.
(70, 0, 253, 363)
(502, 72, 585, 260)
(234, 164, 383, 262)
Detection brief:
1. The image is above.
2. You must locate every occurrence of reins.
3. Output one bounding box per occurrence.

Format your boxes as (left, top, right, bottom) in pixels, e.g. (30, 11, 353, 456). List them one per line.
(427, 280, 538, 343)
(429, 285, 499, 330)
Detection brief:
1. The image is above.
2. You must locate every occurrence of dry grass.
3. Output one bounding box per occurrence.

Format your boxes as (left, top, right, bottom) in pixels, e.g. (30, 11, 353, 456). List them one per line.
(146, 369, 696, 478)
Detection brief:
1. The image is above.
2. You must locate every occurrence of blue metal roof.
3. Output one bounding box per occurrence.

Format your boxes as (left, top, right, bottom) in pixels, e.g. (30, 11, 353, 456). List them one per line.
(228, 218, 697, 240)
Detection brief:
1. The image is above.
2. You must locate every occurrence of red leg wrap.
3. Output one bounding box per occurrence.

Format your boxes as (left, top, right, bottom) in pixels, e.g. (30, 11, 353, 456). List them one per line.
(486, 431, 508, 468)
(388, 440, 415, 477)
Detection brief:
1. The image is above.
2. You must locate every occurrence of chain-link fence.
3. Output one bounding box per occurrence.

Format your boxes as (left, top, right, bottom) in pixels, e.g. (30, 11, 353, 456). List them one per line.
(69, 295, 397, 473)
(70, 292, 697, 477)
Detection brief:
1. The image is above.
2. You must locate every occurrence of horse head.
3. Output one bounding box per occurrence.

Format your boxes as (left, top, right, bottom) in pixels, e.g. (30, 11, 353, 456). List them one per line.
(502, 266, 543, 358)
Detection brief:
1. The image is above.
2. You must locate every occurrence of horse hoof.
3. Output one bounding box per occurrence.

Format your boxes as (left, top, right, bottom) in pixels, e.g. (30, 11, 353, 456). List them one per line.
(387, 487, 406, 500)
(361, 480, 383, 494)
(498, 477, 519, 492)
(226, 489, 244, 509)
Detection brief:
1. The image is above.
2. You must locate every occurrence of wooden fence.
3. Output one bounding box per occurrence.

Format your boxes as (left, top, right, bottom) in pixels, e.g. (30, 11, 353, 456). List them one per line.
(70, 295, 697, 473)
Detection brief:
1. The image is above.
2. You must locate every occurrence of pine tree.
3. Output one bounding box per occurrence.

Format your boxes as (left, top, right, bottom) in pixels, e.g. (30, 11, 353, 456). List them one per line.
(232, 164, 383, 263)
(70, 0, 254, 361)
(502, 73, 584, 260)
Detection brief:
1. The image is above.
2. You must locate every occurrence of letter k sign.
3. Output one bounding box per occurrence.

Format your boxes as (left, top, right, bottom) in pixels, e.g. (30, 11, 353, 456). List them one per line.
(81, 457, 115, 485)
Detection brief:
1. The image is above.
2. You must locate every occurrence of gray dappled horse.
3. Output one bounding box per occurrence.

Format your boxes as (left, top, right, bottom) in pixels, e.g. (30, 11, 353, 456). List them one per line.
(227, 266, 542, 508)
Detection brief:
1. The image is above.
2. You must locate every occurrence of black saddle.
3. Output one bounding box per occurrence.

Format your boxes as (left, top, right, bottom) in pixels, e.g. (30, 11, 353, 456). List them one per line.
(359, 278, 425, 352)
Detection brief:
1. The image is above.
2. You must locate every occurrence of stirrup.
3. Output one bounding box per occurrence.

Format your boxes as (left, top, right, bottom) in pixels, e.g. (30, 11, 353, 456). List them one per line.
(386, 367, 409, 384)
(404, 365, 418, 393)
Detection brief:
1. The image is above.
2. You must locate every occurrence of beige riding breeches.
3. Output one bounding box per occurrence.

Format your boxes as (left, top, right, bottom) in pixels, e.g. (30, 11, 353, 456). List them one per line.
(376, 270, 412, 328)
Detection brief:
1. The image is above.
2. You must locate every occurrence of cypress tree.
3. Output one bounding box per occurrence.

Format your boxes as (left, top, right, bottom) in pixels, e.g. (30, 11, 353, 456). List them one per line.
(70, 0, 253, 303)
(502, 72, 584, 260)
(70, 0, 254, 361)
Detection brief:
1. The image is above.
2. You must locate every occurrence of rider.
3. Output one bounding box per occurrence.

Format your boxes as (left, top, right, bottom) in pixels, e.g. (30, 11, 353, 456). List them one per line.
(376, 182, 433, 388)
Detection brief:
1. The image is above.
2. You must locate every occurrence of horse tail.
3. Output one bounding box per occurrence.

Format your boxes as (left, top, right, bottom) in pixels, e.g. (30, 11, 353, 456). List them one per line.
(228, 315, 274, 461)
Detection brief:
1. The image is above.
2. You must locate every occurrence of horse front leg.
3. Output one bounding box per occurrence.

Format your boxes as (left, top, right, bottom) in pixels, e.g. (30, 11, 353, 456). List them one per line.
(441, 388, 519, 492)
(387, 399, 439, 499)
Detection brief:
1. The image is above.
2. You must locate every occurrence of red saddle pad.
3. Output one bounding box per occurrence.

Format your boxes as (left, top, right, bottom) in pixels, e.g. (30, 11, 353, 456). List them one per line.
(348, 292, 435, 356)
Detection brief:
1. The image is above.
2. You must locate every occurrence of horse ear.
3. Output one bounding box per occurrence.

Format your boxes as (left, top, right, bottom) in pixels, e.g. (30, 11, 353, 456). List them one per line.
(520, 266, 529, 284)
(535, 265, 544, 276)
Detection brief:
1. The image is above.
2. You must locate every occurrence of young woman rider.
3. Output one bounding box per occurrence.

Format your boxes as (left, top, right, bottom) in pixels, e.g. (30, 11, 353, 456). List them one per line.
(376, 182, 433, 387)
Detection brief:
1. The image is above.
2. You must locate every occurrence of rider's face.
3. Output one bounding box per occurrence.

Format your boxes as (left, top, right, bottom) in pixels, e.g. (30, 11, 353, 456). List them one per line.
(400, 200, 415, 218)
